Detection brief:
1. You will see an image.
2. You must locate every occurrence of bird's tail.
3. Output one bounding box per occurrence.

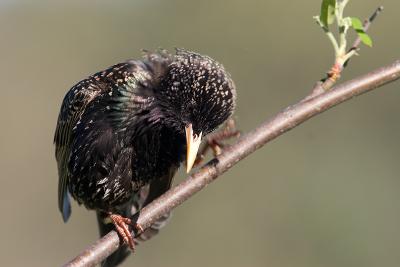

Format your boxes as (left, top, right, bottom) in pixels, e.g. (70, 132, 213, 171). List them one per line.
(97, 184, 171, 267)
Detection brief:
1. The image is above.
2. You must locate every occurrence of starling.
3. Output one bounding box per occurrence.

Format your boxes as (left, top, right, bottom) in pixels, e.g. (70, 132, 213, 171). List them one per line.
(54, 49, 236, 266)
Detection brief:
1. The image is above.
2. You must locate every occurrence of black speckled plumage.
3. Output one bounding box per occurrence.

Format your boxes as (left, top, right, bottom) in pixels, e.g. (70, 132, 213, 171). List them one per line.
(54, 49, 236, 266)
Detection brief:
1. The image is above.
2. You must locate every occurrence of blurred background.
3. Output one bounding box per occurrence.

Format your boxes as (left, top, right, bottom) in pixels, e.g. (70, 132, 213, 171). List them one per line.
(1, 0, 399, 266)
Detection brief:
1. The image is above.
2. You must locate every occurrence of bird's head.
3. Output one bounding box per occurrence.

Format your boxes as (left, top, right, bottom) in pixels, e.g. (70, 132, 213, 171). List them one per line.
(156, 49, 236, 173)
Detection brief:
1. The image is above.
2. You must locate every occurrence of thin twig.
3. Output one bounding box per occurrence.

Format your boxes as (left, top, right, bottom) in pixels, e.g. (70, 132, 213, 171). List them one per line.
(349, 6, 384, 51)
(309, 6, 384, 99)
(63, 59, 400, 267)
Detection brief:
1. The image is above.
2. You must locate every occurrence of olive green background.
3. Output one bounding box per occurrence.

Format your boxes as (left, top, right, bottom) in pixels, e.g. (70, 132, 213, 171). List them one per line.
(1, 1, 399, 266)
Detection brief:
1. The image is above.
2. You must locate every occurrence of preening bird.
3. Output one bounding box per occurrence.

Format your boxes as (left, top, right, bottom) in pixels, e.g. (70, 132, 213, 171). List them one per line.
(54, 49, 236, 266)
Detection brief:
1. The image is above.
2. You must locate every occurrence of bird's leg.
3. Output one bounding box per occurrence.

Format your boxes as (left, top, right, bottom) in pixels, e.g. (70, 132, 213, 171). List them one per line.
(108, 213, 143, 251)
(194, 118, 240, 167)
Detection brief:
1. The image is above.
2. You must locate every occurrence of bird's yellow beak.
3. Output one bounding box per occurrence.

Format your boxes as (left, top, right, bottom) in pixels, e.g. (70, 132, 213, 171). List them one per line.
(185, 124, 202, 173)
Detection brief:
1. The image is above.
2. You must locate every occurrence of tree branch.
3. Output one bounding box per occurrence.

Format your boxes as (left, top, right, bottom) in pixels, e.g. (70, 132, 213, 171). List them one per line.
(309, 6, 384, 99)
(64, 59, 400, 267)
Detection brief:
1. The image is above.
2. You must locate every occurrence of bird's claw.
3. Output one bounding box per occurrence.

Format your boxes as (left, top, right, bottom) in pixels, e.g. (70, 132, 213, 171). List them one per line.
(109, 214, 136, 251)
(194, 118, 240, 167)
(134, 223, 144, 235)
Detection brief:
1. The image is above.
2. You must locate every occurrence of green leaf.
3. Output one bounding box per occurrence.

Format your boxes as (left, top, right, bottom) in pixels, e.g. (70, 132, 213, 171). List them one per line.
(358, 31, 373, 47)
(351, 17, 373, 47)
(351, 17, 363, 30)
(320, 0, 336, 26)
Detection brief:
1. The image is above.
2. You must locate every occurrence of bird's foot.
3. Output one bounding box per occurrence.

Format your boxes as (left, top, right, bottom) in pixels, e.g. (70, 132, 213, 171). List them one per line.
(109, 214, 143, 251)
(194, 118, 240, 167)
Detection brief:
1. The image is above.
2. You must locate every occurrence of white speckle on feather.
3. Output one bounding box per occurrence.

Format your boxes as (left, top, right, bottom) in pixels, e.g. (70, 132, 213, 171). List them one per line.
(97, 177, 108, 185)
(103, 188, 111, 199)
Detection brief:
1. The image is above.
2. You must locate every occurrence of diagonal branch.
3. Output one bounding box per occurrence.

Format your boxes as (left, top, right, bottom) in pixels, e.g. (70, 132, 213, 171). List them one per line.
(64, 59, 400, 267)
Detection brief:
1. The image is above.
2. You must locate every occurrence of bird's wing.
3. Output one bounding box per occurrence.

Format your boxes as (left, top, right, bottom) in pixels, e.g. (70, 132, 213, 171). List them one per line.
(54, 52, 172, 222)
(54, 77, 106, 222)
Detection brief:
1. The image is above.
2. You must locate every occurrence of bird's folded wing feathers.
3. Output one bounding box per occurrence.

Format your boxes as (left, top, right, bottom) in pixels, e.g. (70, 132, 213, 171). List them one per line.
(54, 79, 105, 221)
